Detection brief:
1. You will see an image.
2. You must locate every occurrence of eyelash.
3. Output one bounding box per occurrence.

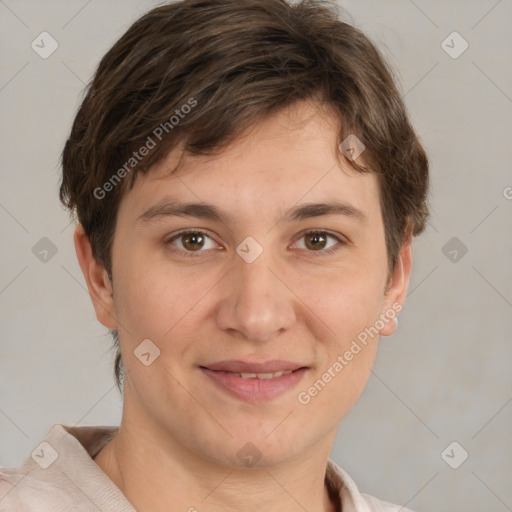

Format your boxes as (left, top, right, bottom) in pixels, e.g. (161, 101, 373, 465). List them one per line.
(165, 229, 346, 258)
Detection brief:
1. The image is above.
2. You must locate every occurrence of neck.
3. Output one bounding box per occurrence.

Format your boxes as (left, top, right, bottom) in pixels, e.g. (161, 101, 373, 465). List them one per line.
(94, 414, 338, 512)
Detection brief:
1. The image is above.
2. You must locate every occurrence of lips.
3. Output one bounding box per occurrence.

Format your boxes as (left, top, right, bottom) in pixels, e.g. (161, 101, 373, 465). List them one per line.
(225, 369, 294, 379)
(199, 360, 309, 402)
(201, 360, 306, 373)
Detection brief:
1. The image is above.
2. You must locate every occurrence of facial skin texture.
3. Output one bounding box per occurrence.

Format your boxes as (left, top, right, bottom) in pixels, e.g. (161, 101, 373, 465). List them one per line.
(75, 99, 412, 512)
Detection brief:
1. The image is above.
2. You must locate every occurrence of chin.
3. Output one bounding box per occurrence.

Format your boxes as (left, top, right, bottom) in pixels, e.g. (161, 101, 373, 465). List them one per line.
(229, 429, 309, 469)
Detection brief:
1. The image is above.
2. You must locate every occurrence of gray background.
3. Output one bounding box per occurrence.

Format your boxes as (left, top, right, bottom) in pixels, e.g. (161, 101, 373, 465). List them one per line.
(1, 1, 511, 510)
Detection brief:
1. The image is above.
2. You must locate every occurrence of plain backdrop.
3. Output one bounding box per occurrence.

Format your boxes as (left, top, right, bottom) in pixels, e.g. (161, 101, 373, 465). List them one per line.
(1, 1, 511, 511)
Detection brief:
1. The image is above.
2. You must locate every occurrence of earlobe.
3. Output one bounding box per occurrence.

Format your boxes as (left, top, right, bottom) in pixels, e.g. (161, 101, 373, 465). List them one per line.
(378, 238, 413, 337)
(73, 224, 117, 329)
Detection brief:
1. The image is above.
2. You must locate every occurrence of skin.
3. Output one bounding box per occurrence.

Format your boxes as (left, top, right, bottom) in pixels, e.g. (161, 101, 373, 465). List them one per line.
(75, 99, 413, 512)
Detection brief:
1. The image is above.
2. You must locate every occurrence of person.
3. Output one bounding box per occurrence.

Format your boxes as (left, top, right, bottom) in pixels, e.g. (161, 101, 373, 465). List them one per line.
(0, 0, 429, 510)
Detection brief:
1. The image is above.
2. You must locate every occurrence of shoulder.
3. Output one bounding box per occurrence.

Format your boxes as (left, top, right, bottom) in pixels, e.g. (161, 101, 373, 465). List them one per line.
(360, 491, 416, 512)
(0, 466, 77, 512)
(0, 423, 127, 512)
(326, 459, 417, 512)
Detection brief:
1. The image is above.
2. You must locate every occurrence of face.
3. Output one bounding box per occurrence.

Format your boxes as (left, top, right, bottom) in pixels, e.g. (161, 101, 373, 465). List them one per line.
(77, 99, 411, 468)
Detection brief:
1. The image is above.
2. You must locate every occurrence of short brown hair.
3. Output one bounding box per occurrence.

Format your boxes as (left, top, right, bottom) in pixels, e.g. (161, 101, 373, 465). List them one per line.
(59, 0, 430, 393)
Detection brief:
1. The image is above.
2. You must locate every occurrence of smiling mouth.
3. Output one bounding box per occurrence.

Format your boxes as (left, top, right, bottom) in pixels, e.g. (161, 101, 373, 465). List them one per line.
(199, 365, 309, 402)
(200, 368, 299, 379)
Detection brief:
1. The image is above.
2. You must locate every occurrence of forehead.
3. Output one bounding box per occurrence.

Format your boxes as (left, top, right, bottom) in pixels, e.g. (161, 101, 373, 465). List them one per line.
(119, 100, 381, 224)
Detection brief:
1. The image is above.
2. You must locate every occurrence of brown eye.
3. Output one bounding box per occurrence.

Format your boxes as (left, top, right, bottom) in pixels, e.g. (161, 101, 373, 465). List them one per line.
(304, 231, 328, 250)
(181, 232, 206, 251)
(294, 230, 345, 255)
(167, 230, 218, 255)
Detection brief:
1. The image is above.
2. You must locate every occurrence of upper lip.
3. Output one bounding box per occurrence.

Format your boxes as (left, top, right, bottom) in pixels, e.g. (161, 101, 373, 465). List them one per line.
(201, 360, 307, 373)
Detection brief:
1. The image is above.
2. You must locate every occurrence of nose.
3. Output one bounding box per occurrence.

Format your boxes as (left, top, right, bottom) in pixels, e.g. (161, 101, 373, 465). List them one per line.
(214, 247, 297, 343)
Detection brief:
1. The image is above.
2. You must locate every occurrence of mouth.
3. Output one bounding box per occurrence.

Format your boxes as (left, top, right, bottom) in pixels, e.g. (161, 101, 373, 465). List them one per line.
(204, 369, 297, 379)
(199, 360, 309, 402)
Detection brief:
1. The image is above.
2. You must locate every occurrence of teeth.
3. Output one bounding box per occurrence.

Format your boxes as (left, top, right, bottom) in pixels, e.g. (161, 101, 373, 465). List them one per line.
(238, 370, 293, 379)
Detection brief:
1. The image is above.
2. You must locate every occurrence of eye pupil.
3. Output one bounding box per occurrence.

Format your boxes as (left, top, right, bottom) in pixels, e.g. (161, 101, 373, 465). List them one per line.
(305, 232, 327, 250)
(183, 232, 205, 251)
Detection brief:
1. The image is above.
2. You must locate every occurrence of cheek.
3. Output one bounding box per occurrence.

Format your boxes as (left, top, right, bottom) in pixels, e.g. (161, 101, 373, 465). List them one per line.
(297, 280, 382, 417)
(112, 256, 172, 340)
(304, 348, 377, 423)
(114, 256, 212, 352)
(301, 268, 385, 339)
(296, 269, 384, 405)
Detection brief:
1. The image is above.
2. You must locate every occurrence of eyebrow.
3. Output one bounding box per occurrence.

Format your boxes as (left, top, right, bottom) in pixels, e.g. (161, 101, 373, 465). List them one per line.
(137, 198, 367, 225)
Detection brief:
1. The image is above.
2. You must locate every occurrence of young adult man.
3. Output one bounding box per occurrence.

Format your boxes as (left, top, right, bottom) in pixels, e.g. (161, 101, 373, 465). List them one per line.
(0, 1, 429, 510)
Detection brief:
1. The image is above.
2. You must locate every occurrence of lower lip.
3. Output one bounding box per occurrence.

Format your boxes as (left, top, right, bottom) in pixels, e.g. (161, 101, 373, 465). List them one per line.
(200, 367, 308, 403)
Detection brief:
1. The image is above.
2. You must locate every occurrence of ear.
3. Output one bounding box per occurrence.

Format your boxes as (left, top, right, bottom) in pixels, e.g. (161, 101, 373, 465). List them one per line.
(73, 224, 117, 329)
(378, 236, 413, 337)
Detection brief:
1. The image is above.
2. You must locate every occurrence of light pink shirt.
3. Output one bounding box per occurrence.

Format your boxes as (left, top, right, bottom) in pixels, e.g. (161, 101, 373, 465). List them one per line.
(0, 424, 415, 511)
